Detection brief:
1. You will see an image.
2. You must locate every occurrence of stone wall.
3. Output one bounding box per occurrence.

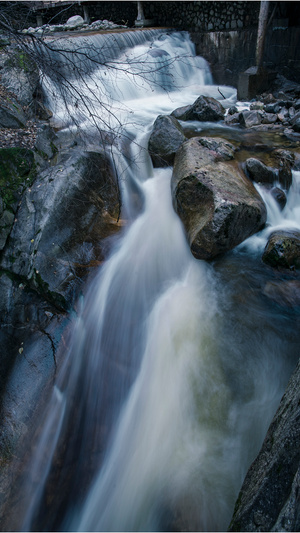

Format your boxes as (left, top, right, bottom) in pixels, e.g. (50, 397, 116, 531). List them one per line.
(143, 1, 260, 32)
(10, 1, 300, 85)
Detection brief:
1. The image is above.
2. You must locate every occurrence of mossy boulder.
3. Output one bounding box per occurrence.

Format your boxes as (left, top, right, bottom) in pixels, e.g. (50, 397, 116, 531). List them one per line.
(262, 229, 300, 269)
(0, 147, 36, 250)
(0, 147, 36, 209)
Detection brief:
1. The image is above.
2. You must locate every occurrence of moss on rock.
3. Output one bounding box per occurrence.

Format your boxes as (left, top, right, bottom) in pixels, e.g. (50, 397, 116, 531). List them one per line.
(0, 147, 36, 212)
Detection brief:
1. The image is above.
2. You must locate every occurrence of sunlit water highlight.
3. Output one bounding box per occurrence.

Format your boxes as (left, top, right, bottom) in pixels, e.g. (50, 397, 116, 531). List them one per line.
(6, 30, 300, 533)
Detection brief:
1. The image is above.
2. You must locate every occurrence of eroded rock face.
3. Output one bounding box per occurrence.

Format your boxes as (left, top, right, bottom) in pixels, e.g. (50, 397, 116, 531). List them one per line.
(147, 114, 186, 167)
(262, 229, 300, 270)
(1, 147, 121, 310)
(171, 137, 267, 260)
(228, 358, 300, 532)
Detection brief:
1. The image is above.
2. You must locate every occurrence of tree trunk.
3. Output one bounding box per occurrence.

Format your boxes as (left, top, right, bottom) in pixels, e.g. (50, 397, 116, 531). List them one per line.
(256, 1, 270, 71)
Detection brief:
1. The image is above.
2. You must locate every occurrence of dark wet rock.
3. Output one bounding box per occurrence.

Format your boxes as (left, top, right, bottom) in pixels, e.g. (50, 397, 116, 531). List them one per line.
(34, 124, 58, 163)
(228, 106, 238, 115)
(1, 147, 121, 309)
(0, 147, 36, 248)
(261, 112, 278, 124)
(178, 95, 225, 122)
(148, 114, 186, 167)
(288, 107, 296, 120)
(225, 112, 240, 125)
(270, 187, 287, 210)
(0, 269, 67, 398)
(33, 101, 53, 121)
(171, 137, 266, 260)
(245, 158, 276, 185)
(228, 357, 300, 532)
(239, 110, 262, 128)
(0, 276, 69, 520)
(273, 149, 294, 190)
(263, 279, 300, 307)
(264, 103, 281, 113)
(291, 117, 300, 133)
(262, 229, 300, 270)
(0, 210, 14, 250)
(277, 107, 290, 123)
(0, 101, 27, 129)
(0, 147, 36, 208)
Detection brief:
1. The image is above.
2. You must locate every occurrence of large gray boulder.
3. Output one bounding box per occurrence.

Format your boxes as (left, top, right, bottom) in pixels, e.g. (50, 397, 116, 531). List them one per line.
(65, 15, 84, 29)
(228, 358, 300, 532)
(171, 137, 267, 260)
(1, 147, 121, 309)
(147, 114, 186, 167)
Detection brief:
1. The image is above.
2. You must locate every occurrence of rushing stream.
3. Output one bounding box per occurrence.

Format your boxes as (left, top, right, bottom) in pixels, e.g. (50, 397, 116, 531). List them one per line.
(5, 30, 300, 532)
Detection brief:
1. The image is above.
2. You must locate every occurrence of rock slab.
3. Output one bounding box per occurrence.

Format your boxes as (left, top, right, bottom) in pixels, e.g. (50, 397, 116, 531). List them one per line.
(228, 358, 300, 532)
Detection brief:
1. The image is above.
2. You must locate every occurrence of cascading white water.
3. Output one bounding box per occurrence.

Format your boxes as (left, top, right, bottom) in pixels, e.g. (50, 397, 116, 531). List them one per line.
(9, 30, 300, 532)
(241, 172, 300, 253)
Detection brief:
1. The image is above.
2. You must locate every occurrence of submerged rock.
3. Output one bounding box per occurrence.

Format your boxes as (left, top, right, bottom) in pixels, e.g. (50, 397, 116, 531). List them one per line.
(228, 358, 300, 532)
(263, 279, 300, 307)
(262, 229, 300, 270)
(148, 114, 186, 167)
(270, 186, 287, 210)
(171, 137, 267, 260)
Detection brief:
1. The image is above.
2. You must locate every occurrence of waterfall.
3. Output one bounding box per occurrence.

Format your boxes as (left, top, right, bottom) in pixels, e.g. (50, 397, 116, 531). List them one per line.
(5, 30, 300, 532)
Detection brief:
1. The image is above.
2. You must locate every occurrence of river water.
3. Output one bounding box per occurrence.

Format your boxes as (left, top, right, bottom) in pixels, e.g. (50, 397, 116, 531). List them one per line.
(6, 30, 300, 532)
